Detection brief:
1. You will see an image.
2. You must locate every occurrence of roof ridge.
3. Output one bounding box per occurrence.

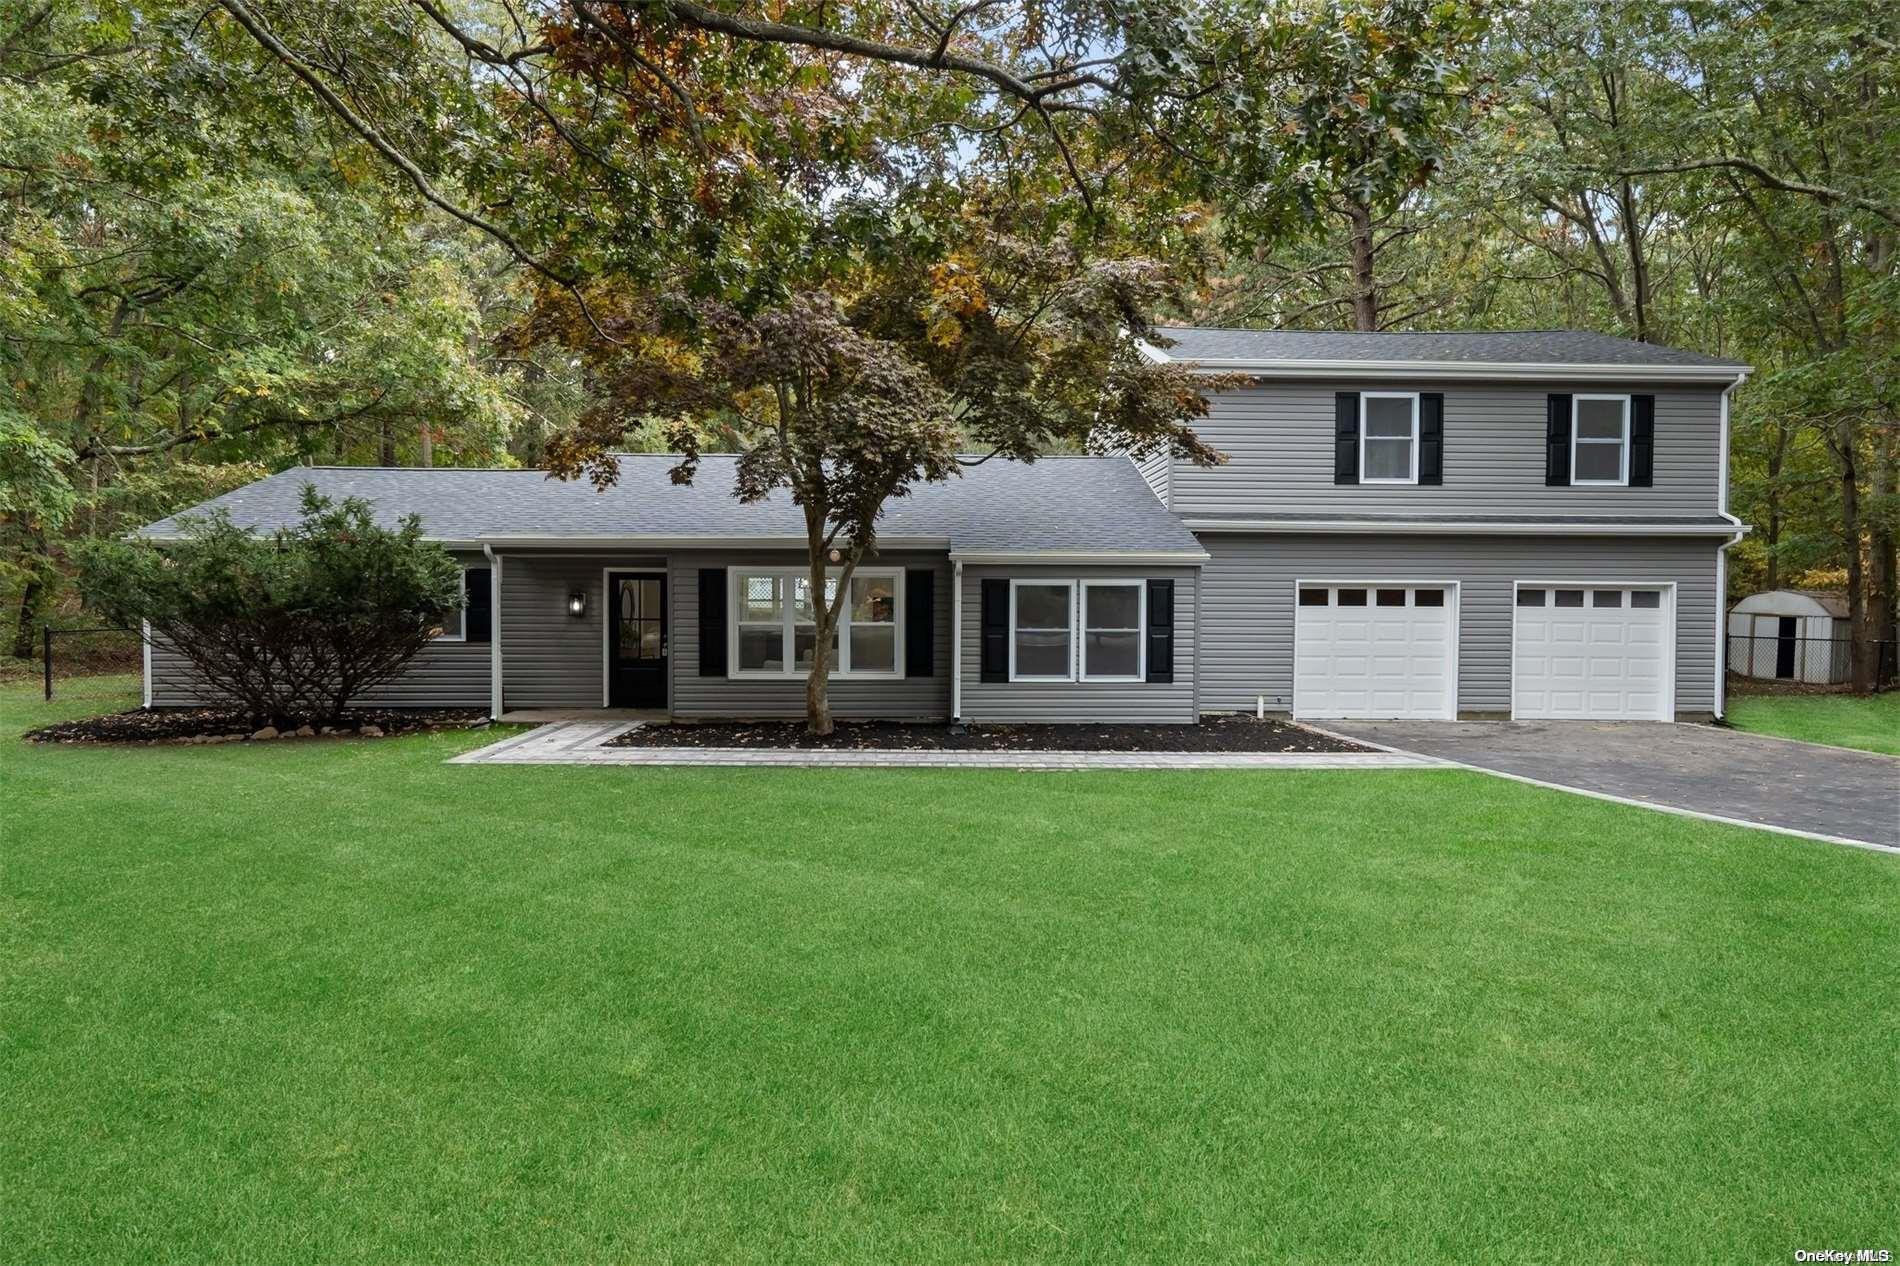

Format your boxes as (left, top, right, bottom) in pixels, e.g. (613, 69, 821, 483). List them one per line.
(276, 452, 1124, 474)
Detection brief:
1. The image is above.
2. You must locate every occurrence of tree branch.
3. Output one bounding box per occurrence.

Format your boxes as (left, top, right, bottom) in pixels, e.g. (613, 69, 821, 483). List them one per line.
(1619, 157, 1900, 226)
(214, 0, 620, 344)
(633, 0, 1107, 110)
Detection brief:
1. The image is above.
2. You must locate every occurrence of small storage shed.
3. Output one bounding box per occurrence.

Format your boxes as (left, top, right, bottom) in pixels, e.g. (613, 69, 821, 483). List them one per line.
(1726, 590, 1850, 684)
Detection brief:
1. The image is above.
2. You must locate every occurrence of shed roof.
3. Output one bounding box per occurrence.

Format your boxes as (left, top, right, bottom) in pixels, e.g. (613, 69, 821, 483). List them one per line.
(1728, 589, 1848, 618)
(136, 454, 1209, 561)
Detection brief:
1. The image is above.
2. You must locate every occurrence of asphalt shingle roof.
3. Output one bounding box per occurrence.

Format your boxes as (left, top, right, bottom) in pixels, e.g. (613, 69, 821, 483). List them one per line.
(138, 455, 1207, 557)
(1146, 326, 1750, 370)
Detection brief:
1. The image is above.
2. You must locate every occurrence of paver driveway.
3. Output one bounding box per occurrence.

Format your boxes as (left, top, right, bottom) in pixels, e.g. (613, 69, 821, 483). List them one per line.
(1326, 719, 1900, 850)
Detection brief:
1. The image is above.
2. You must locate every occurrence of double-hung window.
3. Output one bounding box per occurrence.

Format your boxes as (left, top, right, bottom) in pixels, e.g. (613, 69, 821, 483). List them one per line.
(730, 568, 902, 677)
(1081, 581, 1144, 681)
(1009, 580, 1076, 681)
(1572, 395, 1630, 485)
(434, 566, 492, 643)
(1006, 580, 1148, 682)
(1361, 392, 1419, 483)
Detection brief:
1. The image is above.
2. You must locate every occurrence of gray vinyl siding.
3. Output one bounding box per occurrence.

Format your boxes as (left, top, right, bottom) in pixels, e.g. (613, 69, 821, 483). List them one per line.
(671, 551, 952, 720)
(958, 566, 1199, 724)
(147, 550, 493, 710)
(1171, 381, 1724, 518)
(1134, 449, 1170, 506)
(1196, 533, 1720, 717)
(498, 553, 665, 709)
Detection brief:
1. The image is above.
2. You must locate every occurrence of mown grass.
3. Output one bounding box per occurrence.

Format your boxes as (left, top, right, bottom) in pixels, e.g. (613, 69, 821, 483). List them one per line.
(1725, 688, 1900, 755)
(4, 678, 1895, 1263)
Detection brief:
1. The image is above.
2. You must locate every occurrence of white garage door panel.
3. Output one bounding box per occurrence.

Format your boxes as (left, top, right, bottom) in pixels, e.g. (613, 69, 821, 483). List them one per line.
(1513, 586, 1672, 721)
(1295, 586, 1455, 720)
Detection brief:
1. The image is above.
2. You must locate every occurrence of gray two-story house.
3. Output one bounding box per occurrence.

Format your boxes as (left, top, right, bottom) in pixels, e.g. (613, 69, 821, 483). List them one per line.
(141, 328, 1752, 725)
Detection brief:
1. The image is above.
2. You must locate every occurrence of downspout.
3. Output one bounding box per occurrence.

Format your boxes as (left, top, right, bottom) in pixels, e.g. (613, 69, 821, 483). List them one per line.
(483, 544, 502, 719)
(951, 559, 963, 723)
(1714, 377, 1750, 720)
(1192, 564, 1204, 722)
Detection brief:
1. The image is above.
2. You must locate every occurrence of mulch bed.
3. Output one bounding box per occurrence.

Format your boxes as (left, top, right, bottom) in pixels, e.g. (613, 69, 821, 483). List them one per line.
(607, 713, 1370, 754)
(24, 707, 490, 746)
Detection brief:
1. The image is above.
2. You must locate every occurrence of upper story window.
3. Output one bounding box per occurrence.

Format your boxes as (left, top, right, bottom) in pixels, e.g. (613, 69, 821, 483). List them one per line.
(1360, 392, 1419, 484)
(1572, 395, 1630, 485)
(730, 568, 903, 678)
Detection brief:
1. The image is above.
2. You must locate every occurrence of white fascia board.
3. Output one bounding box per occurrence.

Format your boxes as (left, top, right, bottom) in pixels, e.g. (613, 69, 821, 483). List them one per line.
(1184, 519, 1751, 538)
(439, 534, 954, 551)
(951, 548, 1209, 563)
(1144, 350, 1752, 387)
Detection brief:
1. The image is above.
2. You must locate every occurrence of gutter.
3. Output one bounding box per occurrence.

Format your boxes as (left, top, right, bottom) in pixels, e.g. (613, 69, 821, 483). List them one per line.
(1184, 518, 1749, 538)
(947, 550, 1210, 565)
(1136, 341, 1753, 387)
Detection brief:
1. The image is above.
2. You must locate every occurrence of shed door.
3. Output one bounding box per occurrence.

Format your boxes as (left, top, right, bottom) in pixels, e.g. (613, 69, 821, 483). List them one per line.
(1513, 586, 1671, 721)
(1293, 585, 1455, 720)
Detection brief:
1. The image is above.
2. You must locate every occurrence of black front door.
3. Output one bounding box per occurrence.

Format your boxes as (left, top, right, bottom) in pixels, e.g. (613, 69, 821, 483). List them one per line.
(1775, 615, 1797, 679)
(609, 572, 667, 707)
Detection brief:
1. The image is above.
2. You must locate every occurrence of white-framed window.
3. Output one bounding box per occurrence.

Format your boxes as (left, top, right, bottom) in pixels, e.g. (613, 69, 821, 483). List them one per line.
(1009, 579, 1077, 681)
(1572, 394, 1630, 485)
(1080, 580, 1144, 681)
(433, 566, 480, 641)
(1360, 392, 1419, 484)
(729, 568, 903, 678)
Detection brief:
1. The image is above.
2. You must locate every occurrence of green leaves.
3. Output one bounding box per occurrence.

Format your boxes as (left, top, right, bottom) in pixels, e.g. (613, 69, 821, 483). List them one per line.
(74, 487, 464, 722)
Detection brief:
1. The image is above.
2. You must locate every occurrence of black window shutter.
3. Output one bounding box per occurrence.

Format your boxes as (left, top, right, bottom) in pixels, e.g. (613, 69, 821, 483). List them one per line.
(1146, 579, 1174, 684)
(1630, 394, 1655, 487)
(1334, 392, 1360, 485)
(1546, 393, 1572, 486)
(697, 568, 727, 676)
(464, 567, 493, 643)
(979, 579, 1008, 683)
(1419, 393, 1444, 486)
(904, 568, 934, 677)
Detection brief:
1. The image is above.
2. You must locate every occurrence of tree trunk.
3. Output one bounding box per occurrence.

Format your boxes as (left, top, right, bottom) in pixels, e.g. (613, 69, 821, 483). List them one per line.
(1871, 419, 1897, 687)
(10, 530, 53, 660)
(1345, 199, 1378, 332)
(1764, 419, 1789, 590)
(379, 420, 396, 467)
(1837, 416, 1873, 691)
(419, 419, 433, 467)
(11, 572, 46, 661)
(1617, 178, 1652, 343)
(803, 509, 835, 736)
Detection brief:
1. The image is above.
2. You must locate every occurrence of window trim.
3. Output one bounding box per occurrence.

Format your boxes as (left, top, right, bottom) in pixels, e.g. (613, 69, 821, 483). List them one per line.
(1359, 391, 1420, 485)
(1079, 579, 1147, 683)
(433, 566, 475, 642)
(1571, 394, 1631, 487)
(1008, 578, 1078, 683)
(726, 567, 906, 680)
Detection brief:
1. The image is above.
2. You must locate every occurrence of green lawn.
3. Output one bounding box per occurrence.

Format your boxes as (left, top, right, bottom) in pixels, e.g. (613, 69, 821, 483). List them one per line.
(4, 680, 1895, 1263)
(1726, 689, 1900, 755)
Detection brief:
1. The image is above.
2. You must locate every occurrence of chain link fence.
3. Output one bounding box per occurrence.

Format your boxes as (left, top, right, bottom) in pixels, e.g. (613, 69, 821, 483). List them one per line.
(24, 626, 146, 702)
(1726, 633, 1898, 692)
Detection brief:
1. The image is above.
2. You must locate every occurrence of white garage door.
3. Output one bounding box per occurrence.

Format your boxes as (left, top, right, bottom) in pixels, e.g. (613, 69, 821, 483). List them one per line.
(1294, 585, 1455, 719)
(1513, 586, 1672, 720)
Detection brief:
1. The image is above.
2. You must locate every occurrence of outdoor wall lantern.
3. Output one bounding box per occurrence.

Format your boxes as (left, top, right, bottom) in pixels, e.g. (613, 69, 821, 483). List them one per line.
(567, 590, 587, 618)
